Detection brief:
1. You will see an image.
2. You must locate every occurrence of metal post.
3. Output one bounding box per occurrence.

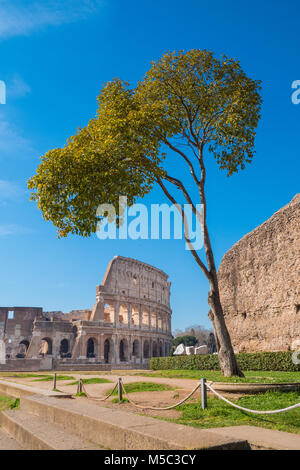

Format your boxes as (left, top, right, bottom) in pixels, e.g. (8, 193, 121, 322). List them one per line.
(118, 377, 123, 402)
(77, 378, 83, 394)
(53, 373, 57, 390)
(201, 378, 207, 410)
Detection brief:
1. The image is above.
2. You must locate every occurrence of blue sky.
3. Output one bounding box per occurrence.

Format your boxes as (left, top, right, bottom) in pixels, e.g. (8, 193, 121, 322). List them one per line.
(0, 0, 299, 331)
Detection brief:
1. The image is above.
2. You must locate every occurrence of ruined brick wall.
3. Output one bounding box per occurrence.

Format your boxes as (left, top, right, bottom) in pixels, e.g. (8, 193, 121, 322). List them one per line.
(0, 307, 43, 357)
(218, 194, 300, 352)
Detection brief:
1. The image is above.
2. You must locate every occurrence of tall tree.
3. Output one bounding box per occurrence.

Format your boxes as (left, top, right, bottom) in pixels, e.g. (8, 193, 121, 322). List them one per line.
(28, 49, 262, 376)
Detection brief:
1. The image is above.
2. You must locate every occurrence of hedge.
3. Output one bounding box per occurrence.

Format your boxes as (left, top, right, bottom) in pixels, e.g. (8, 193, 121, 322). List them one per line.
(150, 352, 300, 372)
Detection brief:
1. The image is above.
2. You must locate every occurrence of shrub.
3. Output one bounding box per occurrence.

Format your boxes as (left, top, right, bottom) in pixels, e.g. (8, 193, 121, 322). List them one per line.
(150, 352, 300, 372)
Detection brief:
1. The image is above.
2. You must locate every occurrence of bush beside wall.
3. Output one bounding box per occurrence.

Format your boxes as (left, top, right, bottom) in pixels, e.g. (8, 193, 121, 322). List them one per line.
(150, 352, 300, 372)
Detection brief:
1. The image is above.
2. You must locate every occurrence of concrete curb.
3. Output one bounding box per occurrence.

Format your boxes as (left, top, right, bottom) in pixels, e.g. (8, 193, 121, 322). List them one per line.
(0, 379, 72, 399)
(20, 395, 249, 450)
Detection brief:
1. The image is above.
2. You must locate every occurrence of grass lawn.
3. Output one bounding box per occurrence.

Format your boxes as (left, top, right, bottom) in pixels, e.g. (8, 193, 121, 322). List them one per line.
(137, 369, 300, 383)
(0, 373, 75, 382)
(0, 373, 49, 379)
(107, 381, 176, 396)
(157, 390, 300, 435)
(34, 375, 75, 382)
(67, 378, 112, 386)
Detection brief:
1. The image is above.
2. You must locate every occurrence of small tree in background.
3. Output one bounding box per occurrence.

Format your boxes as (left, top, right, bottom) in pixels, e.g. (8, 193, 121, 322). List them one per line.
(174, 324, 213, 346)
(28, 49, 262, 376)
(173, 335, 198, 348)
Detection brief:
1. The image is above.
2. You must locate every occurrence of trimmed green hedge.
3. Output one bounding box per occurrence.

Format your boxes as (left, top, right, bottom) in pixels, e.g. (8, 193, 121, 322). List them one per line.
(150, 352, 300, 372)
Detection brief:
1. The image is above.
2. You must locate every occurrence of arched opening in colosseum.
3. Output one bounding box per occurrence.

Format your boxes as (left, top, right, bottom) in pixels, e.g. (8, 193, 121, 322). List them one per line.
(158, 313, 162, 330)
(104, 303, 115, 323)
(119, 304, 129, 325)
(143, 340, 150, 358)
(16, 340, 29, 358)
(119, 339, 128, 362)
(151, 310, 157, 330)
(131, 305, 139, 327)
(59, 339, 69, 356)
(104, 338, 113, 363)
(132, 339, 140, 357)
(86, 338, 96, 358)
(152, 341, 157, 357)
(159, 341, 163, 357)
(40, 338, 52, 356)
(142, 307, 149, 328)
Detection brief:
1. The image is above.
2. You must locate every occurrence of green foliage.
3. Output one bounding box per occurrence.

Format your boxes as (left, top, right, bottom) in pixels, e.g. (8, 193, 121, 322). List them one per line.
(150, 352, 300, 372)
(28, 49, 261, 238)
(9, 398, 20, 409)
(173, 335, 198, 347)
(0, 395, 16, 412)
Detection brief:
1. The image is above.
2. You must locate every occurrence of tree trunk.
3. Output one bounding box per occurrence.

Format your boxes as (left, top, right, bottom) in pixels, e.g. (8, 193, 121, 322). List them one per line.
(207, 277, 244, 377)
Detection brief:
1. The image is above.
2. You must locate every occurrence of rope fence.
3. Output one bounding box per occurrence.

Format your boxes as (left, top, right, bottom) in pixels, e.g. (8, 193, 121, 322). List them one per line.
(61, 375, 300, 415)
(205, 382, 300, 415)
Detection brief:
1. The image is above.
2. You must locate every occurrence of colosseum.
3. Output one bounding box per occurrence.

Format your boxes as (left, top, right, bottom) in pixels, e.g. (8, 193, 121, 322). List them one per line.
(0, 256, 173, 371)
(218, 194, 300, 353)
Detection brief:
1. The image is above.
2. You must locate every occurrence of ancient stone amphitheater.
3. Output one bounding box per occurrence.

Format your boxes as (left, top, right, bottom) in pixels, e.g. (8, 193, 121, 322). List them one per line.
(0, 256, 173, 371)
(218, 194, 300, 353)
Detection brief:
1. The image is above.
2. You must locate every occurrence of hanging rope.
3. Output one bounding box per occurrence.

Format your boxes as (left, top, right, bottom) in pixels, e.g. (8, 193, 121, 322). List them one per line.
(120, 378, 202, 410)
(81, 381, 118, 401)
(206, 382, 300, 415)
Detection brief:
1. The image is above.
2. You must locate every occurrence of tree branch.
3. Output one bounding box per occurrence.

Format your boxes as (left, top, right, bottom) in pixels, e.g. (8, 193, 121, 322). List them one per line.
(164, 138, 201, 188)
(156, 176, 210, 280)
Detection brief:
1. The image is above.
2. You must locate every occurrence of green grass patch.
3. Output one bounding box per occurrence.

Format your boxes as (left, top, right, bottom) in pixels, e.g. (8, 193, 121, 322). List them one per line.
(110, 397, 129, 404)
(137, 369, 300, 384)
(158, 390, 300, 435)
(0, 395, 16, 412)
(9, 398, 20, 409)
(107, 381, 175, 396)
(2, 373, 49, 379)
(74, 392, 87, 397)
(34, 375, 75, 382)
(67, 377, 112, 386)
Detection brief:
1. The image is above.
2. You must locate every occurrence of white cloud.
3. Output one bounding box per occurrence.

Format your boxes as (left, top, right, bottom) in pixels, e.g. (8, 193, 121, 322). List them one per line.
(7, 74, 31, 98)
(0, 224, 32, 236)
(0, 1, 104, 40)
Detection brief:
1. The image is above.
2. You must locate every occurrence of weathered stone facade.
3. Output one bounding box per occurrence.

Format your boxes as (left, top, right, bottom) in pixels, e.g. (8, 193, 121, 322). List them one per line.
(218, 194, 300, 353)
(0, 256, 173, 370)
